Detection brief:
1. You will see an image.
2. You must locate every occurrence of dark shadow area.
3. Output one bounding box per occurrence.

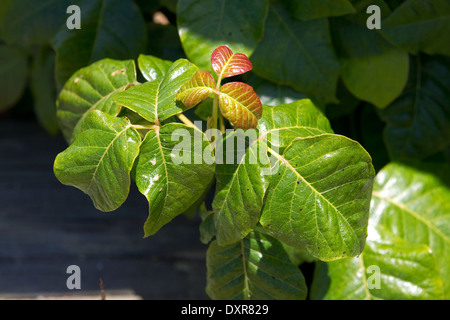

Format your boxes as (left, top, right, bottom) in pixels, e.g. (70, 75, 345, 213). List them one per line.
(0, 116, 209, 299)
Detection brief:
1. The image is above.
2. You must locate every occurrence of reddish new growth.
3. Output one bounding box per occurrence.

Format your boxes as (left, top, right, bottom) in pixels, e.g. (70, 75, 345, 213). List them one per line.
(176, 46, 262, 129)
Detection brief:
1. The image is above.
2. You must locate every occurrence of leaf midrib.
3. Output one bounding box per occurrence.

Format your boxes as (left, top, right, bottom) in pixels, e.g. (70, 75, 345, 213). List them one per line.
(372, 190, 450, 244)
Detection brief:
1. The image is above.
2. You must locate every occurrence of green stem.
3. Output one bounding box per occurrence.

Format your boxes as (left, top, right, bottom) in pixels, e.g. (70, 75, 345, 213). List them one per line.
(211, 75, 223, 131)
(176, 113, 202, 132)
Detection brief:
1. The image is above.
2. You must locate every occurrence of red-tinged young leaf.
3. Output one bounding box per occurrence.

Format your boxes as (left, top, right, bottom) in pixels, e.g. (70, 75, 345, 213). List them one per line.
(219, 82, 262, 129)
(176, 70, 216, 109)
(211, 46, 252, 80)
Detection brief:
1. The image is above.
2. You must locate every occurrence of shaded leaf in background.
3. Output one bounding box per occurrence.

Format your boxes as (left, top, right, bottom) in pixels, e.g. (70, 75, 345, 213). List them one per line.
(177, 0, 269, 73)
(134, 123, 215, 236)
(381, 0, 450, 56)
(212, 131, 270, 246)
(378, 54, 450, 159)
(51, 0, 147, 87)
(316, 162, 449, 299)
(1, 0, 70, 47)
(251, 4, 340, 104)
(246, 74, 311, 109)
(30, 46, 59, 135)
(218, 82, 262, 129)
(145, 23, 186, 62)
(283, 0, 355, 21)
(54, 110, 141, 212)
(114, 58, 198, 123)
(331, 1, 409, 108)
(206, 231, 307, 300)
(0, 45, 28, 112)
(56, 58, 137, 142)
(260, 134, 375, 261)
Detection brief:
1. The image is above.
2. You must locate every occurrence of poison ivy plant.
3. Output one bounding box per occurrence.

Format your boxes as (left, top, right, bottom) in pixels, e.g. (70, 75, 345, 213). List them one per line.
(3, 0, 441, 300)
(54, 45, 375, 300)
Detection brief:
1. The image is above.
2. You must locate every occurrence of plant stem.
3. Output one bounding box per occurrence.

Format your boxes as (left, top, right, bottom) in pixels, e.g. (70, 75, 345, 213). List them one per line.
(211, 75, 223, 131)
(176, 113, 202, 132)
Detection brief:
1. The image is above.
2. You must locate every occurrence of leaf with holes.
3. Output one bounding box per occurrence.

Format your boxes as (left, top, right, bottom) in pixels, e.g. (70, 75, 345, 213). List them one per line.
(206, 231, 307, 300)
(218, 82, 262, 129)
(211, 45, 253, 79)
(260, 134, 375, 261)
(175, 70, 216, 109)
(53, 110, 141, 212)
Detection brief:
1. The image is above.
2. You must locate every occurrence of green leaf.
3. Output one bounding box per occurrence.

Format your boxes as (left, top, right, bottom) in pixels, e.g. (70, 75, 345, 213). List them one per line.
(246, 74, 312, 108)
(370, 162, 450, 298)
(51, 0, 147, 87)
(113, 59, 199, 124)
(321, 240, 445, 300)
(30, 46, 59, 135)
(137, 54, 172, 82)
(1, 0, 70, 47)
(378, 54, 450, 159)
(330, 3, 409, 108)
(340, 50, 409, 108)
(206, 231, 307, 300)
(199, 204, 216, 245)
(257, 100, 333, 154)
(176, 70, 216, 109)
(318, 162, 449, 299)
(381, 0, 450, 56)
(53, 110, 141, 212)
(177, 0, 269, 72)
(211, 45, 253, 79)
(260, 134, 375, 261)
(212, 131, 271, 246)
(0, 45, 28, 112)
(284, 0, 355, 21)
(133, 123, 215, 236)
(251, 4, 340, 104)
(56, 58, 137, 142)
(218, 82, 262, 129)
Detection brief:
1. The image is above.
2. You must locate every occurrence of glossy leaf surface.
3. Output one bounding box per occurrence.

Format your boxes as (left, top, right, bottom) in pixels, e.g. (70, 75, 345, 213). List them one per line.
(113, 59, 198, 124)
(206, 231, 307, 300)
(56, 58, 137, 142)
(318, 162, 449, 299)
(211, 45, 252, 79)
(260, 134, 375, 261)
(137, 54, 172, 82)
(54, 110, 141, 212)
(257, 100, 333, 153)
(212, 132, 271, 246)
(134, 123, 215, 236)
(218, 82, 262, 129)
(176, 70, 216, 109)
